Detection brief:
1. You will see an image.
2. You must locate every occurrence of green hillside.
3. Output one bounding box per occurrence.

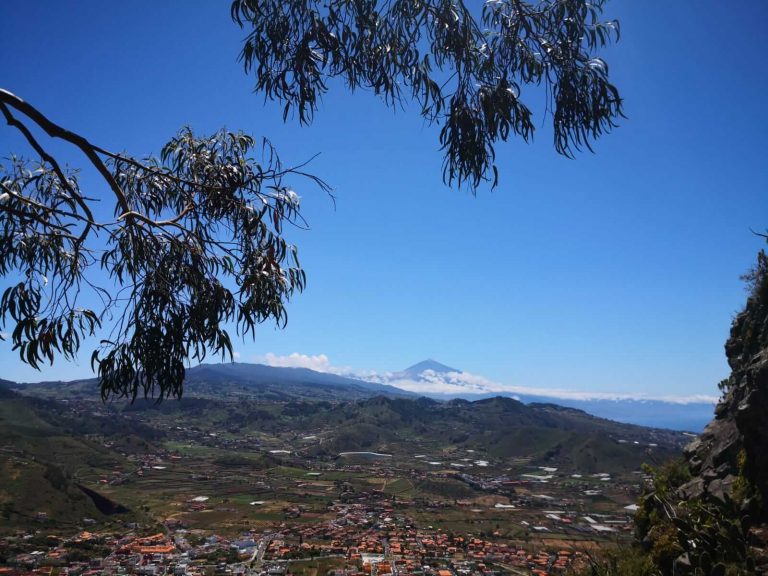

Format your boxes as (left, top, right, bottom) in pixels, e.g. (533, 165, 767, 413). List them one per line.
(0, 375, 689, 534)
(0, 390, 138, 532)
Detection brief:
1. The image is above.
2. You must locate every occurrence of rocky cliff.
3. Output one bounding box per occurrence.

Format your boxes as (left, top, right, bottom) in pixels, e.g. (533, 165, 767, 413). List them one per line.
(610, 254, 768, 573)
(682, 250, 768, 517)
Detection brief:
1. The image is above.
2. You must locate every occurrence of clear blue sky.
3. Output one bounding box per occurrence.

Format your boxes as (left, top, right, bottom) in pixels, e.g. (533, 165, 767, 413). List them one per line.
(1, 1, 767, 399)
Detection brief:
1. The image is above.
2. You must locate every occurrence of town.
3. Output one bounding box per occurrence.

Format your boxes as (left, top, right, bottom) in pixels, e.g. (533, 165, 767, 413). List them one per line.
(3, 490, 628, 576)
(2, 428, 647, 576)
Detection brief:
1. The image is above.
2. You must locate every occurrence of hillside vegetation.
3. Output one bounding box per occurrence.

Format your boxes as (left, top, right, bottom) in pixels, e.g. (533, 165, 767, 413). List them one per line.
(0, 369, 690, 535)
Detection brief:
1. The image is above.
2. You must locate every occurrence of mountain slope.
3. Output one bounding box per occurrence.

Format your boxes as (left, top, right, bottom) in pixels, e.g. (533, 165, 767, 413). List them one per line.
(300, 395, 687, 473)
(8, 362, 415, 402)
(0, 389, 136, 531)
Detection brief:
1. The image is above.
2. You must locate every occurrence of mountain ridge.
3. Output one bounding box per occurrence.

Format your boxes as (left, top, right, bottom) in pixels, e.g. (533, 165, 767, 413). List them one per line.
(4, 359, 715, 431)
(380, 359, 716, 432)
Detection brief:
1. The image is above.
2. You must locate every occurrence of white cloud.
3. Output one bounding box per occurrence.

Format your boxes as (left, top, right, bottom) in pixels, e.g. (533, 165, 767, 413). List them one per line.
(232, 351, 241, 360)
(263, 352, 332, 371)
(384, 370, 495, 395)
(261, 352, 351, 375)
(366, 367, 718, 405)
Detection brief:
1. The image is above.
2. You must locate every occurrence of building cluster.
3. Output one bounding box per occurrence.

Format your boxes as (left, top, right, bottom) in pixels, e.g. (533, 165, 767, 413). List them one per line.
(1, 496, 594, 576)
(259, 500, 589, 575)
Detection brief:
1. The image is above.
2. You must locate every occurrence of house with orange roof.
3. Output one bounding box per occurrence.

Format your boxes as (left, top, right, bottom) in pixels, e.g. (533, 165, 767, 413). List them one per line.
(138, 544, 175, 555)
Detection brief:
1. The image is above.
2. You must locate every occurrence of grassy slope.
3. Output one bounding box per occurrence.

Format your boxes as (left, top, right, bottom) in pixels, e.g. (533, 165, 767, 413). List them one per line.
(0, 392, 135, 532)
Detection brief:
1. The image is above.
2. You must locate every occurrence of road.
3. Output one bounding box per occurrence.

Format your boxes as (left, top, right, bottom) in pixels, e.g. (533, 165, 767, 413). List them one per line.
(381, 537, 397, 576)
(250, 533, 275, 566)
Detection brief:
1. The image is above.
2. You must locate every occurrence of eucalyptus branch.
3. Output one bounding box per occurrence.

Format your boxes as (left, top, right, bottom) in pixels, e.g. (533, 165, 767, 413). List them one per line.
(0, 89, 132, 217)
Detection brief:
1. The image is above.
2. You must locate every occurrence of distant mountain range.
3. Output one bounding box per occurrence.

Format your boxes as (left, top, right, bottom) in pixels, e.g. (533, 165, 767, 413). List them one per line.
(446, 393, 714, 433)
(1, 375, 690, 474)
(4, 359, 716, 432)
(372, 360, 716, 432)
(5, 362, 414, 402)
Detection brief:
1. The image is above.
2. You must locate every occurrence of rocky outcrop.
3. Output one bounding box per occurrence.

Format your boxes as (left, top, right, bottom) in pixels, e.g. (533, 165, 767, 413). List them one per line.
(681, 252, 768, 517)
(632, 254, 768, 574)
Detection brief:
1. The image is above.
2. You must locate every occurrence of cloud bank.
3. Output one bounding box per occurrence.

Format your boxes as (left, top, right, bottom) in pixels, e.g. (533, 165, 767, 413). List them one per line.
(259, 352, 719, 405)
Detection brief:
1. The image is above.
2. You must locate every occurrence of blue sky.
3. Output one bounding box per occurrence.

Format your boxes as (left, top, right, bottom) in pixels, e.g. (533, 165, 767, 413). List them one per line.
(1, 1, 767, 400)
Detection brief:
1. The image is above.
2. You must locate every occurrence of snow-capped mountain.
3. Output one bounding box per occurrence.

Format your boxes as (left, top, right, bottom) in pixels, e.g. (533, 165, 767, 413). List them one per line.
(385, 360, 494, 395)
(380, 359, 716, 432)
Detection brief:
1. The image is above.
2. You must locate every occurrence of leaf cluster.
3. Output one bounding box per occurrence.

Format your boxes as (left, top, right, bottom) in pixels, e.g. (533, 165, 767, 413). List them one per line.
(1, 157, 100, 368)
(93, 130, 314, 401)
(740, 249, 768, 302)
(233, 0, 624, 190)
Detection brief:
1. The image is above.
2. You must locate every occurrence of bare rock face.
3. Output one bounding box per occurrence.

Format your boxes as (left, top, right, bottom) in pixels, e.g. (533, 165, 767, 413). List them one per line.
(682, 253, 768, 517)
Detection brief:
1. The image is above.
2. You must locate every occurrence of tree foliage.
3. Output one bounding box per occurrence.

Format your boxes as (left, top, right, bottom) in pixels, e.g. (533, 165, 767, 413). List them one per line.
(0, 89, 327, 400)
(1, 0, 623, 400)
(232, 0, 623, 188)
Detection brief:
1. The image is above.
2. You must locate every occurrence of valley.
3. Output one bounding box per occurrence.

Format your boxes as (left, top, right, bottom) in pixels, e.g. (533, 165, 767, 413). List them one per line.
(0, 366, 692, 575)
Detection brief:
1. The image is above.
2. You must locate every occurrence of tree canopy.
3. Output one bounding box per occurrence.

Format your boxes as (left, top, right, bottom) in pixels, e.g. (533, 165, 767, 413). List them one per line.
(1, 0, 623, 400)
(232, 0, 623, 188)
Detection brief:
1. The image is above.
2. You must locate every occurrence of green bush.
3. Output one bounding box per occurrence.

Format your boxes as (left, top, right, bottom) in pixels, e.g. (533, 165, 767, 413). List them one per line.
(581, 548, 660, 576)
